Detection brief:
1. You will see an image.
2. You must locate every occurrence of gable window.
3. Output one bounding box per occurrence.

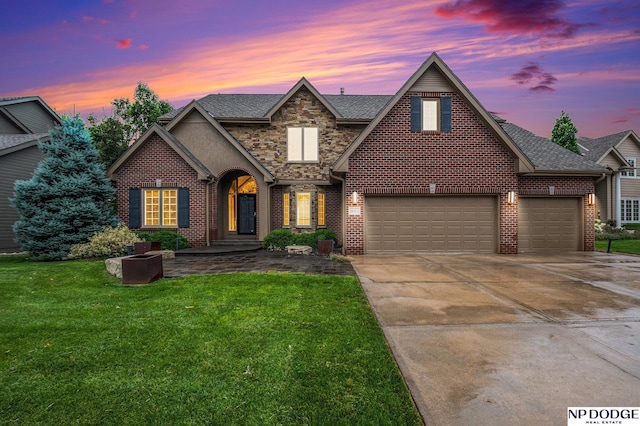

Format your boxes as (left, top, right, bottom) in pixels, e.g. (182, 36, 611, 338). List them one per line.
(144, 189, 177, 227)
(411, 96, 452, 132)
(317, 193, 325, 227)
(296, 193, 311, 226)
(621, 158, 636, 177)
(283, 193, 290, 227)
(287, 127, 318, 162)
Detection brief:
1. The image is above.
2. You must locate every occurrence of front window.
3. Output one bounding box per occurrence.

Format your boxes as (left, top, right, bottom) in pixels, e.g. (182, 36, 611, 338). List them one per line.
(283, 193, 290, 227)
(296, 193, 311, 226)
(144, 189, 177, 227)
(317, 193, 325, 226)
(621, 199, 640, 222)
(287, 127, 318, 162)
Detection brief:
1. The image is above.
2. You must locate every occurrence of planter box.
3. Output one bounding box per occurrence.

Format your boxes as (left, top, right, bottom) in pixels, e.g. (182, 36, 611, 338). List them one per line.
(317, 240, 334, 255)
(134, 241, 162, 254)
(121, 254, 163, 284)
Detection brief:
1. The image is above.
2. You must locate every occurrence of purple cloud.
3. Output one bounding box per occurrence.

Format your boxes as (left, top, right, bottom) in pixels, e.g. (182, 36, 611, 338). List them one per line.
(435, 0, 592, 39)
(510, 62, 558, 93)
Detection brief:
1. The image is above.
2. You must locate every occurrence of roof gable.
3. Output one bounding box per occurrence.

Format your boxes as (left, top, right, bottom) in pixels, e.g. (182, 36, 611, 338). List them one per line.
(264, 77, 342, 121)
(166, 101, 275, 182)
(107, 123, 213, 181)
(579, 130, 639, 170)
(332, 52, 535, 173)
(0, 96, 61, 134)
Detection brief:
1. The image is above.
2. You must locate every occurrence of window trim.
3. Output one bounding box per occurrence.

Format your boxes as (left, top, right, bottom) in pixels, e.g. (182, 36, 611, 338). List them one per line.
(287, 127, 319, 163)
(143, 188, 178, 228)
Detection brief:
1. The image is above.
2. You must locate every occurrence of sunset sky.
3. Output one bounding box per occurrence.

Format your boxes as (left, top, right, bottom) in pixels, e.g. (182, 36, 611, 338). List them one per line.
(2, 0, 639, 138)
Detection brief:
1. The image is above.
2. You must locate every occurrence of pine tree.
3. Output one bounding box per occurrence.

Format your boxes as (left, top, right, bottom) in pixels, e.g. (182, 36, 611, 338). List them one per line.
(11, 115, 119, 260)
(551, 110, 580, 154)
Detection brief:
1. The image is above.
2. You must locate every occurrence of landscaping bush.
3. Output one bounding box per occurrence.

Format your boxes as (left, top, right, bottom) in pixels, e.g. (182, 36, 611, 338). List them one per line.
(595, 219, 637, 241)
(262, 228, 338, 250)
(137, 230, 190, 250)
(68, 223, 141, 259)
(262, 229, 295, 250)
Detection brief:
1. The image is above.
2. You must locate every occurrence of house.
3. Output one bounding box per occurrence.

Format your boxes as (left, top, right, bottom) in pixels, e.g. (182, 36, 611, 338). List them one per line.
(107, 53, 606, 254)
(578, 130, 640, 225)
(0, 97, 61, 252)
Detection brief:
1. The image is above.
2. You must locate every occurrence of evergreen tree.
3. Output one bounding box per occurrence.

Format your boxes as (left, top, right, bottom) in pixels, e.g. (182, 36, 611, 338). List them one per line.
(551, 110, 580, 154)
(11, 115, 119, 260)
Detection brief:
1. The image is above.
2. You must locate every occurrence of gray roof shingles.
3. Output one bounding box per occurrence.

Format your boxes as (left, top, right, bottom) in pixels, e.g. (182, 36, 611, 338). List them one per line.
(0, 133, 48, 154)
(578, 130, 630, 162)
(500, 122, 606, 172)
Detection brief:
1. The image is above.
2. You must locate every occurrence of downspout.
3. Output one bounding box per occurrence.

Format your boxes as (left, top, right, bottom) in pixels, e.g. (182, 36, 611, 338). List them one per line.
(329, 169, 346, 255)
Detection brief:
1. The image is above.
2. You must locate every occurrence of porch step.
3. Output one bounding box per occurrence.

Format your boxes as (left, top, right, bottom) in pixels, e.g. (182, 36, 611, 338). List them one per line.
(175, 240, 263, 256)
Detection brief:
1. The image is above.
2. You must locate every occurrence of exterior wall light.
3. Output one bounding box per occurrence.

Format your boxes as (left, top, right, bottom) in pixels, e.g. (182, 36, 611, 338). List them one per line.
(352, 191, 358, 204)
(587, 193, 595, 205)
(155, 178, 162, 187)
(507, 191, 516, 204)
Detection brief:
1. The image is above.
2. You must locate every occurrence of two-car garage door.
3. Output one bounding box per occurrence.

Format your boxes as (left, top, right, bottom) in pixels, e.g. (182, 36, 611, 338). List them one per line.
(365, 196, 497, 253)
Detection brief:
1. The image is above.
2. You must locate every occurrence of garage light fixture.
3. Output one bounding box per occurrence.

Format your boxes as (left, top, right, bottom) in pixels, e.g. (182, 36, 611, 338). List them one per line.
(587, 193, 595, 205)
(352, 191, 358, 204)
(507, 191, 516, 204)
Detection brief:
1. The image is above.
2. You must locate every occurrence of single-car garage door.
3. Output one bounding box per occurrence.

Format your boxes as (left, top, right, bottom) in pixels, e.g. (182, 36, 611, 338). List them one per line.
(518, 197, 581, 252)
(365, 196, 497, 253)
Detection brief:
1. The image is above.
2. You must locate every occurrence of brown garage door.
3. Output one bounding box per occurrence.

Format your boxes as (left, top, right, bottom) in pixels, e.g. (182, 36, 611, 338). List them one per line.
(365, 196, 497, 253)
(518, 197, 581, 252)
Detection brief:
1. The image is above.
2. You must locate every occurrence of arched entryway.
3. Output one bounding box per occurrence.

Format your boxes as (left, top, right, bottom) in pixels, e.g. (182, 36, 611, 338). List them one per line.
(219, 171, 257, 240)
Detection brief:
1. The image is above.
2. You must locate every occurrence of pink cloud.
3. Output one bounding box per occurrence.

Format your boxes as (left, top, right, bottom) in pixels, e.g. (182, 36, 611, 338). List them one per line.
(435, 0, 593, 39)
(139, 44, 149, 50)
(612, 108, 640, 124)
(116, 38, 132, 48)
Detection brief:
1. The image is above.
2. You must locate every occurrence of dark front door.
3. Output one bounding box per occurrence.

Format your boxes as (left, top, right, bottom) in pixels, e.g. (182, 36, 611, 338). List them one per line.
(237, 194, 256, 235)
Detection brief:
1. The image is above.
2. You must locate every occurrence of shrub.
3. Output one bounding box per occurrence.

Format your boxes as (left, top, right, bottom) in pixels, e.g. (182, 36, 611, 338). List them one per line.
(262, 229, 295, 250)
(595, 219, 637, 241)
(137, 230, 190, 250)
(68, 224, 142, 259)
(262, 228, 338, 250)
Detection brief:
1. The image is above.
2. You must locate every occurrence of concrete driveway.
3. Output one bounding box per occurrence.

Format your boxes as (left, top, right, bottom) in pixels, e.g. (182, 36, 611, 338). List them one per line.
(350, 252, 640, 426)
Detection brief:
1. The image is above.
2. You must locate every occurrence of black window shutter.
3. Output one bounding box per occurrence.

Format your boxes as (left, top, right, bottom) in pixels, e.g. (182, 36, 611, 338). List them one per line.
(129, 188, 141, 228)
(410, 96, 422, 132)
(178, 188, 190, 228)
(441, 96, 452, 132)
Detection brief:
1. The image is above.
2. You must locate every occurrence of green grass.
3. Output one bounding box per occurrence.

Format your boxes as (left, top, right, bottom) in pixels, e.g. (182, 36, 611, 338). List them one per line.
(0, 256, 421, 425)
(595, 238, 640, 255)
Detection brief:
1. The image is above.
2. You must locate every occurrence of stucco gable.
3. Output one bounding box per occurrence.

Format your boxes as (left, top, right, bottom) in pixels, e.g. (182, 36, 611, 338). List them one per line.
(333, 52, 535, 173)
(159, 101, 273, 182)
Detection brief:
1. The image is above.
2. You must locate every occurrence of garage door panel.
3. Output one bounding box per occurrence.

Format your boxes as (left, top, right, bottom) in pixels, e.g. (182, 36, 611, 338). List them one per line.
(365, 196, 497, 253)
(519, 197, 581, 252)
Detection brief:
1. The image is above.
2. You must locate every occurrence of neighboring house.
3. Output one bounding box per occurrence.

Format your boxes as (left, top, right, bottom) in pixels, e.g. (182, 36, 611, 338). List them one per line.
(579, 130, 640, 225)
(108, 53, 606, 255)
(0, 97, 61, 252)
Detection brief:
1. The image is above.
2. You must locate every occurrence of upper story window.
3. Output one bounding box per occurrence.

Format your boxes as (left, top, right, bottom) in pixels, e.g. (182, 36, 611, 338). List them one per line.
(621, 158, 636, 178)
(144, 189, 177, 227)
(411, 96, 452, 132)
(287, 127, 318, 162)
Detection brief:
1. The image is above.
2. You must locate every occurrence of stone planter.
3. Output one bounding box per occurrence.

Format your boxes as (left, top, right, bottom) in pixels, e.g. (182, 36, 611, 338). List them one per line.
(121, 254, 163, 284)
(134, 241, 162, 254)
(317, 239, 334, 255)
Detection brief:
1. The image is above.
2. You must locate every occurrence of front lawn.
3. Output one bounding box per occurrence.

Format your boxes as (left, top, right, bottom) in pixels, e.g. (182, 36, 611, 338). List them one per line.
(595, 239, 640, 255)
(0, 256, 421, 425)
